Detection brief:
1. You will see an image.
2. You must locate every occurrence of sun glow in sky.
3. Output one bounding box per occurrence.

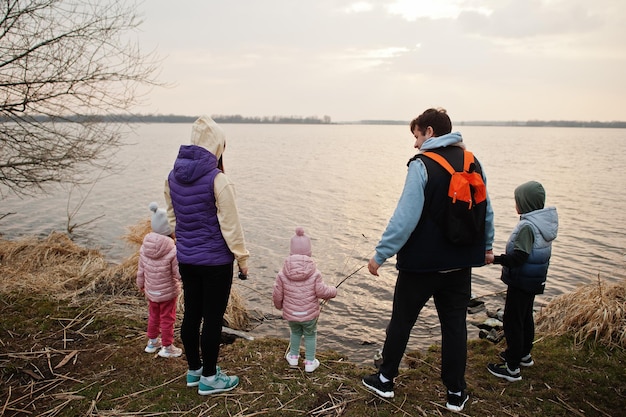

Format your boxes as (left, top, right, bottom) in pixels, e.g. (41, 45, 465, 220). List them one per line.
(386, 0, 490, 20)
(133, 0, 626, 122)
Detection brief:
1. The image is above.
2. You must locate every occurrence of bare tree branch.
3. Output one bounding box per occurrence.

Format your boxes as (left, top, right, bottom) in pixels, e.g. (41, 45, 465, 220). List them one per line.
(0, 0, 161, 197)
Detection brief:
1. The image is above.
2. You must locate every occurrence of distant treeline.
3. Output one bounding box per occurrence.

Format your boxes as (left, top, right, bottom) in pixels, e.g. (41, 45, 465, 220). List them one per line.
(0, 114, 333, 125)
(457, 120, 626, 128)
(2, 114, 625, 128)
(354, 119, 626, 128)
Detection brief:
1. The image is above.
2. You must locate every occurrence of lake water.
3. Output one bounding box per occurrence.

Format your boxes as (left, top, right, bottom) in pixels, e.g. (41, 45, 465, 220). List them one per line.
(2, 123, 625, 365)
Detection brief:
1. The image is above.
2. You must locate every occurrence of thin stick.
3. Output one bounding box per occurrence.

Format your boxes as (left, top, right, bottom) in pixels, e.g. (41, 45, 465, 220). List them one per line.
(336, 265, 365, 289)
(318, 265, 366, 313)
(471, 289, 507, 300)
(339, 233, 368, 277)
(430, 400, 471, 416)
(362, 388, 412, 416)
(550, 396, 587, 417)
(584, 399, 612, 417)
(234, 281, 273, 302)
(1, 386, 10, 416)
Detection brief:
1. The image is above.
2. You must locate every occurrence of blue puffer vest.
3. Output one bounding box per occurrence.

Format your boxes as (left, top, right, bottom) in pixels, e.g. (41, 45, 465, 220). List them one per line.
(168, 145, 234, 266)
(501, 215, 554, 294)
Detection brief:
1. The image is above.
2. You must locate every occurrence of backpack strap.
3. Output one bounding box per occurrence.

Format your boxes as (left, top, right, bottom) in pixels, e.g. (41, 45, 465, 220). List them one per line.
(463, 151, 476, 172)
(421, 151, 454, 173)
(422, 150, 475, 174)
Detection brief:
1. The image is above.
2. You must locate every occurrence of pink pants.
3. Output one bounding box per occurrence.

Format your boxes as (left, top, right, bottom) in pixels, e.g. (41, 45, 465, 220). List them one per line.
(147, 298, 177, 347)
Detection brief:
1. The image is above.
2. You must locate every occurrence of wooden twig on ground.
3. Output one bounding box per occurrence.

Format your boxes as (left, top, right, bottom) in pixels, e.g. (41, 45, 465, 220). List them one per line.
(550, 396, 586, 417)
(584, 399, 612, 417)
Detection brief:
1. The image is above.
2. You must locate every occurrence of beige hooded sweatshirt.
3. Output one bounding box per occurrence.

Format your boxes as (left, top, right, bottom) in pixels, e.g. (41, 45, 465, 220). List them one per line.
(164, 116, 249, 271)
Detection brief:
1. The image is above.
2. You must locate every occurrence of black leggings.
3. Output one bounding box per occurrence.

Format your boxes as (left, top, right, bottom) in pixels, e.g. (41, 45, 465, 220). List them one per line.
(179, 263, 233, 377)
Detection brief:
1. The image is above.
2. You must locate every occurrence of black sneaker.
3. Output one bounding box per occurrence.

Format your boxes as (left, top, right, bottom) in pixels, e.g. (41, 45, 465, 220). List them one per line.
(362, 373, 394, 398)
(499, 351, 534, 367)
(487, 363, 522, 382)
(446, 391, 469, 412)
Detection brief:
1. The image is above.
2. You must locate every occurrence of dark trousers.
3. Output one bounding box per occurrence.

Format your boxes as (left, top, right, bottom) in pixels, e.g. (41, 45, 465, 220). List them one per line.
(379, 268, 471, 393)
(502, 285, 535, 370)
(179, 263, 233, 377)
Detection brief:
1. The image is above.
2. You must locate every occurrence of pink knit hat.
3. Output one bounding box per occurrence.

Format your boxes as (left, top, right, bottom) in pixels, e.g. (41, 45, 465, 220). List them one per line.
(290, 227, 312, 256)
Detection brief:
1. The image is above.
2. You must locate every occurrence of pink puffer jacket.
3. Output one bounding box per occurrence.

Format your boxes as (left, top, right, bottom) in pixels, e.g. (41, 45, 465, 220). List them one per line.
(272, 254, 337, 322)
(136, 232, 181, 303)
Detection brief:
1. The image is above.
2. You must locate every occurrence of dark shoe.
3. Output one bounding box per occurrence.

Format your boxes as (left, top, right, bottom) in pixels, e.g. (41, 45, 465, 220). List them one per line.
(446, 391, 469, 412)
(499, 351, 534, 367)
(488, 363, 522, 382)
(467, 299, 485, 314)
(479, 328, 504, 344)
(362, 373, 394, 398)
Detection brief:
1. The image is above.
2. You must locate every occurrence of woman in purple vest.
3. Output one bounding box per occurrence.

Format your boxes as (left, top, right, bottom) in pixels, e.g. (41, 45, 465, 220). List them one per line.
(165, 116, 249, 395)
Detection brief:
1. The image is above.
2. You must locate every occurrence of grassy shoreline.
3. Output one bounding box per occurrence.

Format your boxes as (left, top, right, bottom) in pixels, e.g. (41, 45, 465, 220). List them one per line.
(1, 292, 624, 417)
(1, 232, 624, 415)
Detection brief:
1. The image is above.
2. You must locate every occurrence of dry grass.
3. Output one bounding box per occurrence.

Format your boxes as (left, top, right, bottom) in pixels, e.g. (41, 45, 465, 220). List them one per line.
(2, 294, 623, 417)
(536, 274, 626, 348)
(0, 221, 250, 330)
(1, 229, 625, 416)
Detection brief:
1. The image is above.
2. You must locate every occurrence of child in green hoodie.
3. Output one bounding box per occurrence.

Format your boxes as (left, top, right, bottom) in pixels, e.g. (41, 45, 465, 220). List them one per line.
(486, 181, 558, 382)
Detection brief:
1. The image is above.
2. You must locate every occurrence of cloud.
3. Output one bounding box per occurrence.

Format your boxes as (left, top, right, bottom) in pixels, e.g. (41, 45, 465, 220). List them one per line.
(343, 2, 375, 14)
(458, 1, 602, 38)
(134, 0, 626, 121)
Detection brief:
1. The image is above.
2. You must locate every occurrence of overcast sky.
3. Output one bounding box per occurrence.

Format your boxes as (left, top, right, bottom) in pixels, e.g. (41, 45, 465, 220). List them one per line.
(133, 0, 626, 122)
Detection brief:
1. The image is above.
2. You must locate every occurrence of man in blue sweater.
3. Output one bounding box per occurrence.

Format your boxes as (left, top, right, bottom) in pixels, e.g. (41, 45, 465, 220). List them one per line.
(362, 108, 495, 412)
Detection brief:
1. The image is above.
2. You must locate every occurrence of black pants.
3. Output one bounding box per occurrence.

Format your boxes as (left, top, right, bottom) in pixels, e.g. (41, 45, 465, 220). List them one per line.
(179, 263, 233, 377)
(379, 268, 471, 393)
(502, 285, 535, 370)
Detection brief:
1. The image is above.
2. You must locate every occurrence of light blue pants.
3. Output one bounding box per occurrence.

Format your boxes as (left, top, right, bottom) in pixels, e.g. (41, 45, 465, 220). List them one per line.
(288, 319, 317, 361)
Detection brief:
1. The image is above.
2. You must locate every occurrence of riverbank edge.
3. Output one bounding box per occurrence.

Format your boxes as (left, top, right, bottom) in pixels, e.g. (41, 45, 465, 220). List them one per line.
(1, 291, 624, 417)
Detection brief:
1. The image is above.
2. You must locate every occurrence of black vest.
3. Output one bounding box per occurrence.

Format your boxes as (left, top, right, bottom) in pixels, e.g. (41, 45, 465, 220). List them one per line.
(396, 146, 486, 272)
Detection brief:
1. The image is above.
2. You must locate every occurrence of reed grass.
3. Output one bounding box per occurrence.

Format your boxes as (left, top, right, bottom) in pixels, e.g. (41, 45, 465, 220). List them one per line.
(0, 220, 250, 329)
(536, 274, 626, 348)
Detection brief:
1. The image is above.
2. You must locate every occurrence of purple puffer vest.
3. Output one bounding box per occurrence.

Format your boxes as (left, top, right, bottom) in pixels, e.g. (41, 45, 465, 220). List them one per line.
(168, 145, 234, 266)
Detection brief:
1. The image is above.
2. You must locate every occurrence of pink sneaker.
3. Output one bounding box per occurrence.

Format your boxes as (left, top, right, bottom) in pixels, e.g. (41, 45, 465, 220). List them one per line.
(158, 344, 183, 358)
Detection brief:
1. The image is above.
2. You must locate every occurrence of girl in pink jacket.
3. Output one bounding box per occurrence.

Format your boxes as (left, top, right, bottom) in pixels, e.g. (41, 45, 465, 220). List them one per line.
(272, 227, 337, 372)
(137, 202, 182, 358)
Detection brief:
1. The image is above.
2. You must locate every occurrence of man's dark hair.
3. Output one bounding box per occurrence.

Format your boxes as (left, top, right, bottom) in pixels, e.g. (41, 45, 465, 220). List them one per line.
(410, 108, 452, 137)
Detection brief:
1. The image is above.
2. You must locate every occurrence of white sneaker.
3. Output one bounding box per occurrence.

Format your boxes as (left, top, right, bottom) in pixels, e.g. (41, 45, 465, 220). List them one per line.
(285, 352, 299, 367)
(144, 338, 162, 353)
(305, 359, 320, 373)
(158, 344, 183, 358)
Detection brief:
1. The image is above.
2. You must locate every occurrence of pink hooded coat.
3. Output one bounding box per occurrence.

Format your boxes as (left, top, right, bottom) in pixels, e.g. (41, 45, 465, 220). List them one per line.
(272, 254, 337, 322)
(136, 232, 182, 303)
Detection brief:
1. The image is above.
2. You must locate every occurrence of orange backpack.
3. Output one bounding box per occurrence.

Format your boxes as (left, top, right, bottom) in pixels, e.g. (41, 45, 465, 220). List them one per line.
(421, 150, 487, 245)
(422, 150, 487, 208)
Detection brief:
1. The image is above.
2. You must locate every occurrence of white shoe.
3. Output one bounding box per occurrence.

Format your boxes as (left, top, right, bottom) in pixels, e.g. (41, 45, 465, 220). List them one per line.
(158, 344, 182, 358)
(285, 352, 299, 367)
(305, 359, 319, 373)
(144, 338, 162, 353)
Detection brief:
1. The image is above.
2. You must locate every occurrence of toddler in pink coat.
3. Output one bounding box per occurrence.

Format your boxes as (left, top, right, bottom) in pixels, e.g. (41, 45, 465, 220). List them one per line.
(137, 202, 183, 358)
(272, 227, 337, 372)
